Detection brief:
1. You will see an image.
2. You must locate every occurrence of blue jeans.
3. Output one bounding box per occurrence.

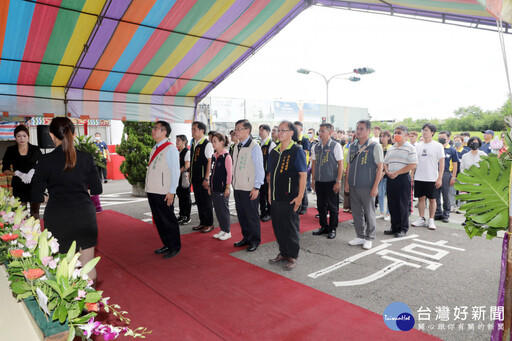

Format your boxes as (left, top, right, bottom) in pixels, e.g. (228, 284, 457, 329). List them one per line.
(378, 177, 389, 215)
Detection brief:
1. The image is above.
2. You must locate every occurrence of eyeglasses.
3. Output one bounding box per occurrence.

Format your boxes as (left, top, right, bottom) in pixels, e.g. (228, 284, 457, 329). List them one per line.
(235, 127, 247, 131)
(278, 129, 291, 133)
(152, 126, 163, 131)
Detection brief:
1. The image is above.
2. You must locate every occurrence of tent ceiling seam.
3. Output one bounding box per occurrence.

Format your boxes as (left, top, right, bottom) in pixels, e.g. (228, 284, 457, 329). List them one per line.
(0, 58, 213, 84)
(20, 0, 254, 49)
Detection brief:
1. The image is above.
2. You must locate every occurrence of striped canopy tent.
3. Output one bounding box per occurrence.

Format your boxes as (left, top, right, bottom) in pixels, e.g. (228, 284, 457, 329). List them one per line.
(0, 0, 509, 123)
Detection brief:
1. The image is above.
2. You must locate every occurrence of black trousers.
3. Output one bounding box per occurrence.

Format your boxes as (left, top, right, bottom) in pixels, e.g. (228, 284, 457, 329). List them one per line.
(271, 201, 300, 259)
(176, 184, 191, 218)
(97, 159, 107, 181)
(234, 189, 261, 245)
(435, 172, 452, 219)
(259, 180, 271, 217)
(316, 181, 339, 231)
(300, 187, 308, 213)
(147, 193, 181, 251)
(387, 173, 411, 234)
(192, 180, 213, 226)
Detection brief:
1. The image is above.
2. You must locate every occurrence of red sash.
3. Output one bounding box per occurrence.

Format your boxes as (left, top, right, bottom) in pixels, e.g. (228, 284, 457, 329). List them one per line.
(149, 141, 172, 165)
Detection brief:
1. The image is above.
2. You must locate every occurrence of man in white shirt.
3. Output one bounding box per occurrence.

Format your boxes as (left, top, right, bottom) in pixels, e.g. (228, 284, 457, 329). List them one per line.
(411, 123, 445, 230)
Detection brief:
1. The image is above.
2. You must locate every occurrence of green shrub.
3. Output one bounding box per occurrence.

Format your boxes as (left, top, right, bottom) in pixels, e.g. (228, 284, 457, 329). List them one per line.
(117, 122, 154, 186)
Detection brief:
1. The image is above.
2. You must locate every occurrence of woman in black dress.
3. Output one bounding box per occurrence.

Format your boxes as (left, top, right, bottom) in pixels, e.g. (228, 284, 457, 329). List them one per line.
(32, 117, 102, 283)
(2, 125, 42, 218)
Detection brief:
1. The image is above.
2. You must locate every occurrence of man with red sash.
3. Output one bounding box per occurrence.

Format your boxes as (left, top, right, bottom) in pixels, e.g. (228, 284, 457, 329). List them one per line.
(146, 121, 181, 259)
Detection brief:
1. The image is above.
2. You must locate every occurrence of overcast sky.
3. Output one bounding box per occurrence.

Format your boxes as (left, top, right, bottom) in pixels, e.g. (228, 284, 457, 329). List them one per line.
(209, 5, 512, 121)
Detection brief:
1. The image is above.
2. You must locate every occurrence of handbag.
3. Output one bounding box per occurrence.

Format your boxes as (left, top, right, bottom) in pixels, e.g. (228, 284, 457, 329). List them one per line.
(181, 171, 190, 188)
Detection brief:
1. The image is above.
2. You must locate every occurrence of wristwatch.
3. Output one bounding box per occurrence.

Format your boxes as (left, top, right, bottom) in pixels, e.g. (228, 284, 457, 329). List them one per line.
(336, 180, 342, 184)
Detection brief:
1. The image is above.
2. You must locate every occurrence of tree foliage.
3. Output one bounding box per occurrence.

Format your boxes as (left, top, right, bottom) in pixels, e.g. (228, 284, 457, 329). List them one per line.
(373, 99, 511, 132)
(116, 122, 153, 186)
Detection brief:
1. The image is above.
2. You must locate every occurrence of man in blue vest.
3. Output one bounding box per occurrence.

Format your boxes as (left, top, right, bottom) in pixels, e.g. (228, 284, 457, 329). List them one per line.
(146, 121, 181, 259)
(345, 120, 384, 250)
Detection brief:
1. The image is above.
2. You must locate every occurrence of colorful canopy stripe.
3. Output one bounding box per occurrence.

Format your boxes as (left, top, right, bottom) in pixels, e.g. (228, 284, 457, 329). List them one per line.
(0, 0, 508, 122)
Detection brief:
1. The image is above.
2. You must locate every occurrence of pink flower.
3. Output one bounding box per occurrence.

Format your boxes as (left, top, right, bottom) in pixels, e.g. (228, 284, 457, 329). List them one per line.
(23, 268, 45, 281)
(10, 249, 23, 258)
(41, 256, 53, 267)
(25, 240, 37, 249)
(1, 233, 18, 242)
(75, 290, 87, 301)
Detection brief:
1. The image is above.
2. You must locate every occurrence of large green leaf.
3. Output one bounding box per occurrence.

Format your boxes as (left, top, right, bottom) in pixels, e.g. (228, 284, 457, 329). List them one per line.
(455, 156, 510, 235)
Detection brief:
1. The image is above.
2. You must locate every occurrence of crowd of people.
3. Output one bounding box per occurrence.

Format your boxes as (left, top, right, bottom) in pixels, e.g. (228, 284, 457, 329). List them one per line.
(2, 117, 503, 274)
(146, 118, 504, 271)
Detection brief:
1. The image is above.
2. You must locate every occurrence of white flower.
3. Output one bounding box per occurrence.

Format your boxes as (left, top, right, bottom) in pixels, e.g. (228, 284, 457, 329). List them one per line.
(49, 238, 59, 254)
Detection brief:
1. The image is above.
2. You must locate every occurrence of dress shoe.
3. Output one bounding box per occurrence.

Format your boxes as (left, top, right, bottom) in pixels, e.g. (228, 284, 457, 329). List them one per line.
(442, 217, 449, 223)
(154, 246, 169, 254)
(163, 249, 180, 259)
(327, 230, 336, 239)
(181, 217, 191, 225)
(269, 253, 286, 263)
(395, 231, 407, 238)
(315, 214, 320, 218)
(434, 215, 443, 221)
(284, 258, 297, 270)
(247, 244, 259, 252)
(234, 240, 249, 247)
(384, 229, 395, 235)
(261, 215, 271, 222)
(298, 210, 307, 215)
(192, 224, 204, 231)
(312, 226, 329, 235)
(202, 225, 215, 233)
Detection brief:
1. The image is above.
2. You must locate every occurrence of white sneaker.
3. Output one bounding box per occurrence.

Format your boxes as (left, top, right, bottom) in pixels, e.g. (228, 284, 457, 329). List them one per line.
(213, 231, 222, 239)
(363, 240, 372, 249)
(376, 214, 385, 219)
(219, 232, 231, 240)
(412, 217, 427, 227)
(384, 214, 390, 221)
(348, 238, 365, 246)
(428, 218, 436, 230)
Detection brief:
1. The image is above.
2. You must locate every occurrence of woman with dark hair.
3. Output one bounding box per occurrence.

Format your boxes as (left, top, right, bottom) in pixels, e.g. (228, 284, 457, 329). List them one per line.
(209, 133, 232, 239)
(176, 134, 191, 224)
(2, 124, 42, 218)
(32, 117, 102, 283)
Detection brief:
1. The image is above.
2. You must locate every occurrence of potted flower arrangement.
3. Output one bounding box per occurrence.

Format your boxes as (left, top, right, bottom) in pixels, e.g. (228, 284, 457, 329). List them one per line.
(0, 188, 150, 340)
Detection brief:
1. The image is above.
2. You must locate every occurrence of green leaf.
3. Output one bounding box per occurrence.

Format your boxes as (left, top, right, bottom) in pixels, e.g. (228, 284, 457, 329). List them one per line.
(67, 326, 75, 341)
(16, 291, 33, 300)
(70, 312, 96, 324)
(67, 302, 80, 320)
(455, 156, 510, 230)
(85, 291, 102, 303)
(56, 303, 68, 323)
(62, 286, 77, 299)
(56, 258, 69, 282)
(66, 241, 76, 263)
(11, 281, 30, 294)
(45, 279, 63, 298)
(80, 257, 100, 277)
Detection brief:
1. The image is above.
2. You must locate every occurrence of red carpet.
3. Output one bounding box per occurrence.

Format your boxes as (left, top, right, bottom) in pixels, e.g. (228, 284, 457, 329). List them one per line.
(95, 209, 439, 340)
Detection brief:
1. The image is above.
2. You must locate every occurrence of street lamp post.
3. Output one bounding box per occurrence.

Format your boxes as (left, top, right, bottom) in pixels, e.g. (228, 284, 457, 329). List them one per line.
(297, 67, 374, 117)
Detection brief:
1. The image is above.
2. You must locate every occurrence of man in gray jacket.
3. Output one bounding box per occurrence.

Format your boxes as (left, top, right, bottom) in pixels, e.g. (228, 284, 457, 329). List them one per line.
(344, 120, 384, 250)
